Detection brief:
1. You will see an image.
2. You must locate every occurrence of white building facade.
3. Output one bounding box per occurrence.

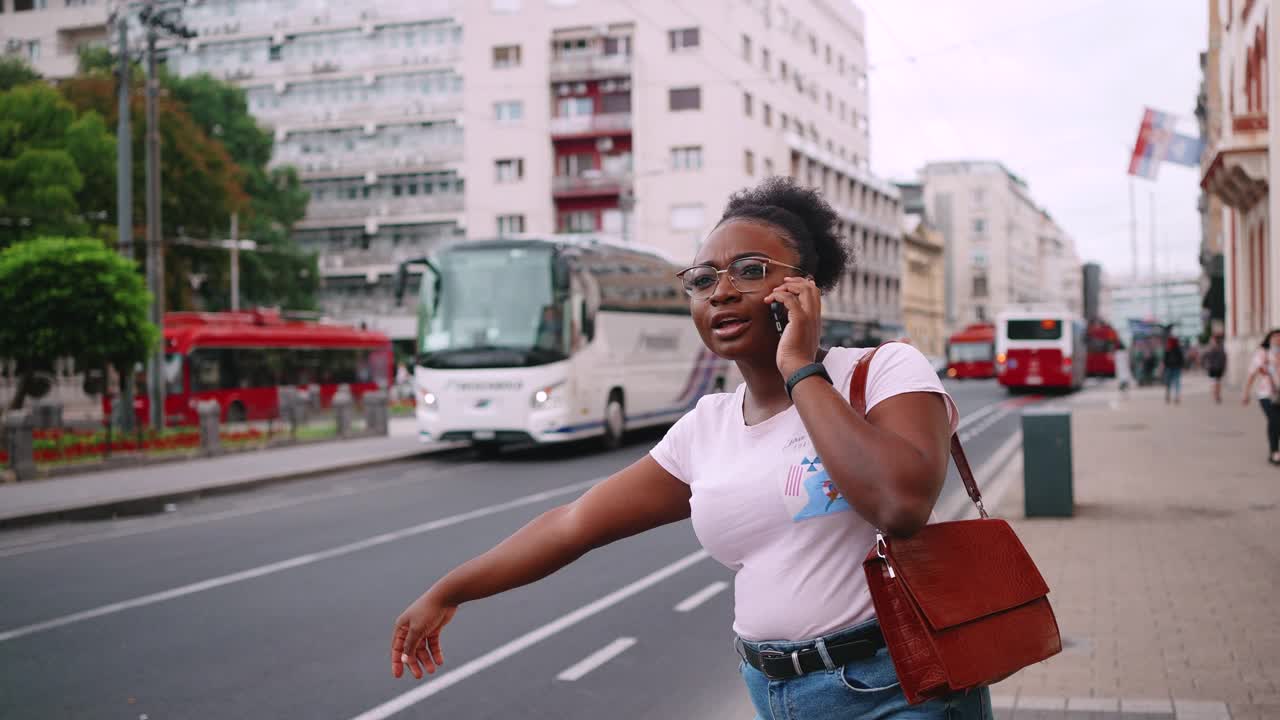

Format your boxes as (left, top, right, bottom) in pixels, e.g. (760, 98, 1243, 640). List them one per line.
(920, 161, 1080, 331)
(0, 0, 111, 79)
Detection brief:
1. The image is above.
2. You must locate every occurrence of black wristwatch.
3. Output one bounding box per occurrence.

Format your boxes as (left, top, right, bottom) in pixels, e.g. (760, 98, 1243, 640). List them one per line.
(785, 363, 833, 400)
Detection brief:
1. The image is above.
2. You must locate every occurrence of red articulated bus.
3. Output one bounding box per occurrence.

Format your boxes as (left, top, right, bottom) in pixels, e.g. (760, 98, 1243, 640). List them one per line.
(1085, 321, 1120, 377)
(995, 308, 1086, 392)
(945, 323, 997, 379)
(108, 309, 393, 426)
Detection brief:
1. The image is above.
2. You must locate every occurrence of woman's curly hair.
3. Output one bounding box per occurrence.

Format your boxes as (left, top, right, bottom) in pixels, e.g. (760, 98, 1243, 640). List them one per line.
(716, 176, 851, 292)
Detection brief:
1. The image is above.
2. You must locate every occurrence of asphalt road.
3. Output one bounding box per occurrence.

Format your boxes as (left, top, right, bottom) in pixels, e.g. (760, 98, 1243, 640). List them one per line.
(0, 378, 1050, 720)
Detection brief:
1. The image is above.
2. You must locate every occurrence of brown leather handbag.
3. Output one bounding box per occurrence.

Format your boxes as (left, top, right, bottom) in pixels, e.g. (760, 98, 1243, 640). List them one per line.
(849, 343, 1062, 706)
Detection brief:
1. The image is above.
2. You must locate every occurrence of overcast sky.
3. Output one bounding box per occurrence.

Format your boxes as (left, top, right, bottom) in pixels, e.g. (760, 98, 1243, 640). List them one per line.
(864, 0, 1208, 280)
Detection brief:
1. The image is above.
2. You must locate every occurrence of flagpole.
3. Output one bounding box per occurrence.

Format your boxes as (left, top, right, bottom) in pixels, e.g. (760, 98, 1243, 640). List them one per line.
(1129, 178, 1138, 283)
(1150, 190, 1158, 321)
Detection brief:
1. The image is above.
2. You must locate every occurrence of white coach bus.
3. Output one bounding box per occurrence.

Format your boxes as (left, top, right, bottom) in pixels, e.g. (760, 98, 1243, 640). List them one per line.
(396, 237, 729, 454)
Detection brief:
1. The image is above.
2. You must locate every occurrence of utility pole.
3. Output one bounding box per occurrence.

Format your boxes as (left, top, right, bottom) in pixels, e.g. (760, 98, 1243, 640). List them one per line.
(230, 212, 240, 311)
(114, 11, 136, 432)
(144, 2, 165, 430)
(115, 14, 132, 260)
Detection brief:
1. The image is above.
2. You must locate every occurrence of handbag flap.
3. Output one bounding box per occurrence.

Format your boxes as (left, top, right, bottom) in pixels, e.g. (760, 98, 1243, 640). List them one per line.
(883, 518, 1050, 631)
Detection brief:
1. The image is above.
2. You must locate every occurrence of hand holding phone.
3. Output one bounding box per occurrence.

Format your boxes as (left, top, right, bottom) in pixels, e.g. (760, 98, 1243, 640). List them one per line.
(770, 301, 789, 334)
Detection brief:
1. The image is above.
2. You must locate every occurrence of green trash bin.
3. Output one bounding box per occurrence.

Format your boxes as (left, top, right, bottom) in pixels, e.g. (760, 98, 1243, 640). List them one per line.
(1021, 407, 1073, 517)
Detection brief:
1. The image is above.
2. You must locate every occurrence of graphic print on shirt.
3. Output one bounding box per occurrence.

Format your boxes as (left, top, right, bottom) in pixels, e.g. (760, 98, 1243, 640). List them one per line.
(781, 455, 852, 521)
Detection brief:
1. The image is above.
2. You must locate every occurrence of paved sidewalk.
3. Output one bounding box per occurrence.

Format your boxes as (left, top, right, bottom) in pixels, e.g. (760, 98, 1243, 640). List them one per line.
(988, 376, 1280, 720)
(0, 417, 451, 527)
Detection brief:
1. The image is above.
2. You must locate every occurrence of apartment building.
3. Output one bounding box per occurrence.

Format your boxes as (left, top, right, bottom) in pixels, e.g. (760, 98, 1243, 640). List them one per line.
(895, 182, 944, 357)
(0, 0, 110, 79)
(461, 0, 904, 341)
(920, 161, 1079, 331)
(171, 0, 465, 340)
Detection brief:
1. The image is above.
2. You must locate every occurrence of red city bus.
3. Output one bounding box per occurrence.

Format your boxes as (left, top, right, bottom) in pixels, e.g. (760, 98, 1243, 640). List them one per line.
(995, 309, 1086, 392)
(946, 323, 997, 379)
(108, 310, 393, 426)
(1085, 321, 1120, 377)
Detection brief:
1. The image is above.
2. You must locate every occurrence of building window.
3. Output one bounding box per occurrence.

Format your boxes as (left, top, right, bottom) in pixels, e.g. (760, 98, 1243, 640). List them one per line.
(742, 33, 752, 62)
(561, 210, 596, 232)
(972, 218, 986, 233)
(780, 113, 789, 131)
(743, 91, 753, 117)
(557, 96, 593, 117)
(600, 92, 630, 113)
(838, 54, 846, 75)
(494, 100, 523, 123)
(780, 60, 788, 80)
(973, 274, 989, 298)
(744, 149, 755, 176)
(670, 145, 703, 170)
(971, 248, 988, 267)
(668, 27, 700, 51)
(809, 34, 817, 55)
(761, 47, 771, 72)
(26, 39, 40, 61)
(495, 158, 524, 182)
(14, 0, 48, 10)
(490, 0, 521, 11)
(825, 91, 832, 112)
(557, 152, 594, 176)
(497, 214, 526, 236)
(670, 204, 705, 231)
(668, 86, 701, 111)
(492, 45, 522, 68)
(763, 103, 772, 127)
(763, 157, 774, 176)
(972, 188, 985, 205)
(825, 44, 832, 65)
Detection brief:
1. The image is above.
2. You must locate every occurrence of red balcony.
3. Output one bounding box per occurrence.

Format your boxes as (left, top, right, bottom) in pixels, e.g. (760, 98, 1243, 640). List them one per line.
(550, 112, 632, 139)
(552, 170, 630, 199)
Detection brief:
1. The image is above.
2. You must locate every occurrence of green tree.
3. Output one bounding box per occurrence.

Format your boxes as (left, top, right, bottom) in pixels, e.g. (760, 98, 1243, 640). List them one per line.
(0, 57, 41, 92)
(0, 237, 157, 410)
(163, 72, 317, 310)
(0, 84, 116, 246)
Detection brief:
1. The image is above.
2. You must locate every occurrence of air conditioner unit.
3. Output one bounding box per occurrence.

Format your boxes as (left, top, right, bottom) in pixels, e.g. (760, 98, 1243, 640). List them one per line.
(602, 80, 616, 92)
(596, 137, 613, 152)
(556, 84, 571, 96)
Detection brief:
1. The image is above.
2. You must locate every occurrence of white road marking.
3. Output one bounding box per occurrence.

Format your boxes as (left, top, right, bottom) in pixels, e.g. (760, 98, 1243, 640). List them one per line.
(673, 581, 729, 613)
(954, 399, 1004, 432)
(937, 432, 1023, 522)
(0, 463, 486, 559)
(0, 476, 598, 644)
(348, 550, 710, 720)
(556, 637, 638, 681)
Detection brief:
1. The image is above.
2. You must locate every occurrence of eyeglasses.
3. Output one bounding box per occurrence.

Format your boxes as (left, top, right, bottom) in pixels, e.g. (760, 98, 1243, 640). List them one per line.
(675, 257, 809, 300)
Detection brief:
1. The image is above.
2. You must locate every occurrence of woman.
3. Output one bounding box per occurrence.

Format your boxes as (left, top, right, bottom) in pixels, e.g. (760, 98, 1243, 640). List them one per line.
(389, 178, 990, 719)
(1242, 329, 1280, 465)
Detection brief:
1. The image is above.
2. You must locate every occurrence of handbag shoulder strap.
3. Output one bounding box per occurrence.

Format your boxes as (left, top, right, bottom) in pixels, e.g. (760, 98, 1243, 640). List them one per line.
(848, 342, 988, 519)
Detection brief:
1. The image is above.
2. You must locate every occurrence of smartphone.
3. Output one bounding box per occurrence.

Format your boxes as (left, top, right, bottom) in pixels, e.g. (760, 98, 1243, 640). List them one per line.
(770, 301, 789, 334)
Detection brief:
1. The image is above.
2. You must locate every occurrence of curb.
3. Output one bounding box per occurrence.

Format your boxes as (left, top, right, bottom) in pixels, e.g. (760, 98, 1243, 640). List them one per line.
(0, 443, 460, 531)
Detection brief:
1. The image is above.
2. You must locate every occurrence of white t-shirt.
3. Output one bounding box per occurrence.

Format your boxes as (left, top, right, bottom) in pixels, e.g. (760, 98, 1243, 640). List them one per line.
(1248, 349, 1278, 400)
(649, 344, 959, 642)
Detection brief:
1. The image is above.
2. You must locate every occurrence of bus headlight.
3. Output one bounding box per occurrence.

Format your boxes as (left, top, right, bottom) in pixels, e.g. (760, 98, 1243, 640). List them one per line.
(531, 382, 566, 410)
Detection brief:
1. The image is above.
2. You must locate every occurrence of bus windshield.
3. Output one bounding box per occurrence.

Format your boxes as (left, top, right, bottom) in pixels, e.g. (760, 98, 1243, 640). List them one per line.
(418, 246, 569, 368)
(949, 342, 993, 363)
(1007, 319, 1062, 341)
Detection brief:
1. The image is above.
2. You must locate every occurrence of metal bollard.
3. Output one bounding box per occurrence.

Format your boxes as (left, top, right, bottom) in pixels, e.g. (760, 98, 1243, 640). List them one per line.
(1021, 407, 1074, 517)
(4, 410, 35, 481)
(363, 390, 389, 436)
(33, 400, 63, 429)
(197, 400, 221, 456)
(333, 385, 354, 438)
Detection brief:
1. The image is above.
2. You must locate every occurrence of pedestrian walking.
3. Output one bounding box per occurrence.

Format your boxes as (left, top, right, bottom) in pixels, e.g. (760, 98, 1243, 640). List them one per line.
(387, 178, 994, 718)
(1242, 329, 1280, 465)
(1114, 341, 1132, 396)
(1163, 336, 1186, 405)
(1203, 336, 1227, 404)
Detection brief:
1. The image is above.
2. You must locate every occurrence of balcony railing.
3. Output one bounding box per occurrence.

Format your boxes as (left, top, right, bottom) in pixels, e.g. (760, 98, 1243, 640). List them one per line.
(258, 96, 463, 127)
(549, 53, 632, 81)
(552, 172, 630, 197)
(278, 145, 464, 175)
(549, 112, 632, 138)
(304, 194, 463, 221)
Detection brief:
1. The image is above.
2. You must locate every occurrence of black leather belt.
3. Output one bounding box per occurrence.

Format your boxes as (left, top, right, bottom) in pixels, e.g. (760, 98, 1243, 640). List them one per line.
(737, 626, 885, 680)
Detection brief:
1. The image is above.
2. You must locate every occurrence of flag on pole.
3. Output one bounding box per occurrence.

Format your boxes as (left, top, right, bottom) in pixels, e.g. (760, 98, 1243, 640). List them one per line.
(1128, 107, 1202, 179)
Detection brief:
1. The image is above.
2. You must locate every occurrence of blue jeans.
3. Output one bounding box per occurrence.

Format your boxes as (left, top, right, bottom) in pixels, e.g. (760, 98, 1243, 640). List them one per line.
(738, 619, 993, 720)
(1164, 367, 1183, 397)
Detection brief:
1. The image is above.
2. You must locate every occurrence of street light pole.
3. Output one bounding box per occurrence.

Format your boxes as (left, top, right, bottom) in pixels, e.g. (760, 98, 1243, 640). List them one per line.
(115, 14, 132, 260)
(230, 212, 240, 311)
(144, 5, 165, 430)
